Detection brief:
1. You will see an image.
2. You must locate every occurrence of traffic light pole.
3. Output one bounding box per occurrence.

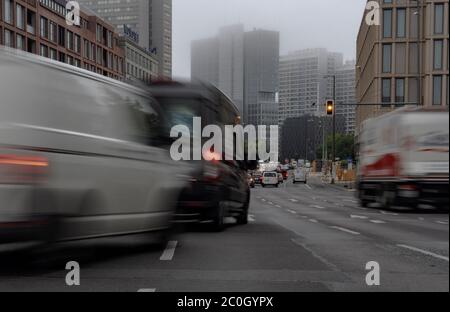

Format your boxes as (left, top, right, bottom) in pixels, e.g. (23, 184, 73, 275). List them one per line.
(331, 75, 336, 184)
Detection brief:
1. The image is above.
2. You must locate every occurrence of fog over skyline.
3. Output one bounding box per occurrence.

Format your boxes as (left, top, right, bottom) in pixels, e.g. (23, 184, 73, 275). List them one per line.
(173, 0, 367, 79)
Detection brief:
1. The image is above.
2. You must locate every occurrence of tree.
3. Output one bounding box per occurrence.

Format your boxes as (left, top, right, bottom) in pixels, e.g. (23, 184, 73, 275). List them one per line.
(316, 134, 355, 161)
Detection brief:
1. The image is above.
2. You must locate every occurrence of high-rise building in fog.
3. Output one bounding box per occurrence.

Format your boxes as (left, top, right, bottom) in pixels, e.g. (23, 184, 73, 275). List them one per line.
(278, 48, 344, 125)
(244, 29, 279, 127)
(79, 0, 172, 79)
(335, 60, 356, 134)
(191, 25, 245, 115)
(191, 25, 279, 126)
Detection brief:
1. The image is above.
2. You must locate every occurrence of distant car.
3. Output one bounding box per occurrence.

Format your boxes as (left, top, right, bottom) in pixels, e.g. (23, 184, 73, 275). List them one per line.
(248, 174, 256, 188)
(253, 172, 262, 185)
(262, 172, 279, 188)
(293, 168, 308, 184)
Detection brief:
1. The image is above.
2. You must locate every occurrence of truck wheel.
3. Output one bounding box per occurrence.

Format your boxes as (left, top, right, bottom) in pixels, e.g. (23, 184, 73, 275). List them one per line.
(379, 190, 395, 210)
(360, 199, 370, 208)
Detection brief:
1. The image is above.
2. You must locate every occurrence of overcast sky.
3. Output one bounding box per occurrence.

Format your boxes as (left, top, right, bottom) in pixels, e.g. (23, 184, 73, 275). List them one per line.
(173, 0, 367, 78)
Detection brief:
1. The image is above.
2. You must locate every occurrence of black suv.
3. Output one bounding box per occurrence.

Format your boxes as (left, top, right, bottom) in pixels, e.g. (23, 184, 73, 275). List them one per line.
(148, 81, 256, 231)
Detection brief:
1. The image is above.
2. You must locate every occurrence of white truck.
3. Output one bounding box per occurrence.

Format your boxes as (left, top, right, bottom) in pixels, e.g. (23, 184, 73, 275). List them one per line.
(357, 107, 449, 210)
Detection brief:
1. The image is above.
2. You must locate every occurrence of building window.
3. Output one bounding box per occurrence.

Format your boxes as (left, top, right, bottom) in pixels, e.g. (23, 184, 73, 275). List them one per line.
(3, 0, 13, 24)
(382, 44, 392, 73)
(67, 31, 74, 50)
(434, 4, 444, 34)
(396, 9, 406, 38)
(395, 78, 405, 104)
(383, 9, 392, 38)
(40, 44, 48, 58)
(96, 24, 102, 43)
(26, 10, 36, 35)
(40, 17, 48, 39)
(433, 76, 443, 105)
(16, 4, 25, 30)
(84, 40, 90, 59)
(49, 22, 57, 42)
(16, 34, 25, 50)
(50, 48, 57, 60)
(58, 26, 65, 46)
(434, 40, 443, 70)
(74, 35, 81, 54)
(3, 29, 13, 47)
(382, 78, 391, 105)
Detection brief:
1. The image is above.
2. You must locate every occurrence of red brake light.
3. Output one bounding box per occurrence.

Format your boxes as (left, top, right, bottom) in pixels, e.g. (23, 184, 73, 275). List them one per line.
(203, 150, 222, 162)
(0, 154, 49, 184)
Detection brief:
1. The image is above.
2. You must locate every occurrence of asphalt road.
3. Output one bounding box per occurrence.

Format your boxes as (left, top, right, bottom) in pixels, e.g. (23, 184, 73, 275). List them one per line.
(0, 175, 448, 292)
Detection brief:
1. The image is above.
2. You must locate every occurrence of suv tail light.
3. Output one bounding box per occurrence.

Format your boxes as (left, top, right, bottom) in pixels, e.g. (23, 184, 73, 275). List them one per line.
(0, 154, 49, 184)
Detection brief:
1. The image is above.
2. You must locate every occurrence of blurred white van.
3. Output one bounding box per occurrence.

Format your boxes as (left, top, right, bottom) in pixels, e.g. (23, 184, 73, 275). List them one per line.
(0, 48, 187, 247)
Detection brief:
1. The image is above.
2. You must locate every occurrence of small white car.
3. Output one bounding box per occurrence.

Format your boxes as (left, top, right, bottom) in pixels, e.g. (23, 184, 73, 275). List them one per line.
(262, 172, 279, 188)
(293, 168, 308, 184)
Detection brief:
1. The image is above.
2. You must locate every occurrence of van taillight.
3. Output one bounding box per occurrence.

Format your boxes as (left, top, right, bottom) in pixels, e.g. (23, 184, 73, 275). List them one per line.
(0, 154, 49, 184)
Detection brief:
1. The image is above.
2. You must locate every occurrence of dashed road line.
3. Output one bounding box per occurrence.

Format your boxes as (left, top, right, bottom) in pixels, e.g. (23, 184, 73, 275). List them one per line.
(380, 211, 399, 216)
(289, 199, 299, 203)
(287, 209, 298, 215)
(351, 215, 368, 220)
(309, 219, 319, 223)
(305, 184, 312, 190)
(330, 226, 360, 235)
(275, 204, 282, 208)
(310, 205, 325, 210)
(370, 220, 387, 224)
(160, 241, 178, 261)
(248, 215, 256, 222)
(138, 288, 156, 292)
(397, 244, 449, 262)
(436, 221, 449, 225)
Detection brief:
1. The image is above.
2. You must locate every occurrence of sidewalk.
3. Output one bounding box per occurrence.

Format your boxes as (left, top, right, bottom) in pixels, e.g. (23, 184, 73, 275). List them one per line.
(318, 173, 356, 191)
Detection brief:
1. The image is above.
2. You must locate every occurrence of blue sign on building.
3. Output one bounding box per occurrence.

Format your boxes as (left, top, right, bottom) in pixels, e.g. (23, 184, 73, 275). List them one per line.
(123, 25, 139, 44)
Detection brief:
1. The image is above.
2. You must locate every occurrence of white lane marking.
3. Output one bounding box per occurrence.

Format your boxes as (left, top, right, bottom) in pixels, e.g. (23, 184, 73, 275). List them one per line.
(287, 209, 297, 215)
(310, 205, 325, 209)
(370, 220, 387, 224)
(418, 217, 425, 221)
(309, 219, 319, 223)
(351, 215, 368, 220)
(330, 226, 361, 235)
(275, 204, 282, 208)
(436, 221, 449, 225)
(397, 244, 449, 262)
(343, 199, 358, 203)
(289, 199, 298, 203)
(248, 215, 256, 222)
(261, 199, 266, 202)
(380, 211, 399, 216)
(305, 184, 312, 190)
(268, 201, 274, 205)
(138, 288, 156, 292)
(160, 241, 178, 261)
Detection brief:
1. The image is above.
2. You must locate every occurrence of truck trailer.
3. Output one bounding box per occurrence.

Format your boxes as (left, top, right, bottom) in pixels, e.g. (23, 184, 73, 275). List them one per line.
(357, 107, 449, 210)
